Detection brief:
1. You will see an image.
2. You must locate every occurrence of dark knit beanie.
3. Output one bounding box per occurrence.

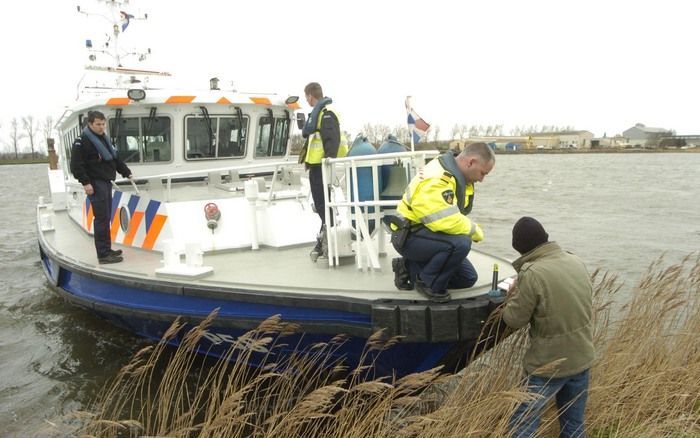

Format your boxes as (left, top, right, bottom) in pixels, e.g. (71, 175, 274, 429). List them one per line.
(512, 216, 549, 254)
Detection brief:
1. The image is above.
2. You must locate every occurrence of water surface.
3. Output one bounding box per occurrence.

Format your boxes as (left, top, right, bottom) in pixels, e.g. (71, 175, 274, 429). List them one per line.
(0, 154, 698, 435)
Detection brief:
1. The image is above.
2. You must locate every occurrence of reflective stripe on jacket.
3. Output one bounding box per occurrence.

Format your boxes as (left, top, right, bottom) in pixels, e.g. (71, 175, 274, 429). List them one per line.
(397, 154, 477, 235)
(305, 106, 344, 164)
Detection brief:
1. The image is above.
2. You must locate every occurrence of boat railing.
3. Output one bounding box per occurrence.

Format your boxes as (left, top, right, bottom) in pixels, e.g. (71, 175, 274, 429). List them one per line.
(111, 160, 304, 202)
(322, 150, 439, 270)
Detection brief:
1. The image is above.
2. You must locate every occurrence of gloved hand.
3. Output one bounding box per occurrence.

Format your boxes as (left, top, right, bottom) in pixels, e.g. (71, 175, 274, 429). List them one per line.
(471, 223, 484, 242)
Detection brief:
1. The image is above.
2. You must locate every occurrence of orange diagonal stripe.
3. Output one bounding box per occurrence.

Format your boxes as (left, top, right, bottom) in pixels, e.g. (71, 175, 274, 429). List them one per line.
(110, 208, 121, 242)
(142, 214, 167, 250)
(123, 211, 144, 246)
(86, 205, 94, 232)
(217, 97, 232, 104)
(250, 97, 271, 105)
(106, 97, 130, 106)
(166, 95, 196, 104)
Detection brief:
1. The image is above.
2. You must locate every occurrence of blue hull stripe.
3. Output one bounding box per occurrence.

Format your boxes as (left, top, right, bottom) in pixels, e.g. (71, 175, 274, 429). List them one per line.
(127, 194, 140, 215)
(144, 199, 161, 230)
(111, 190, 123, 217)
(64, 269, 369, 325)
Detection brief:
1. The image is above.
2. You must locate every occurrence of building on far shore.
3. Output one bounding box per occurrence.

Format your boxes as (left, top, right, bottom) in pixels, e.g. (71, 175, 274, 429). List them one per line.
(591, 135, 627, 148)
(449, 130, 594, 151)
(531, 130, 594, 149)
(622, 123, 673, 147)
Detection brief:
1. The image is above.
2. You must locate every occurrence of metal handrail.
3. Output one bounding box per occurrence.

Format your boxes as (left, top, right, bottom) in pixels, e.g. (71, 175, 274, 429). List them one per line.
(321, 150, 437, 269)
(113, 159, 303, 200)
(113, 159, 298, 183)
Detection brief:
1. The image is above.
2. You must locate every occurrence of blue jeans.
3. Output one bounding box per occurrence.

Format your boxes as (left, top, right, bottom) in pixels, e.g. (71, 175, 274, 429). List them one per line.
(510, 369, 589, 438)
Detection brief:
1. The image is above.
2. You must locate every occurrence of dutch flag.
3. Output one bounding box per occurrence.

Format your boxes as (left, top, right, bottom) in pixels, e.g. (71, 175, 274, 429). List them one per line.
(120, 11, 135, 32)
(406, 96, 430, 145)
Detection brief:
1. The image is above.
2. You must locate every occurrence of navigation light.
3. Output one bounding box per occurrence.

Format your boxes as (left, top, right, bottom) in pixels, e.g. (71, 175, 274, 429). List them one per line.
(127, 89, 146, 101)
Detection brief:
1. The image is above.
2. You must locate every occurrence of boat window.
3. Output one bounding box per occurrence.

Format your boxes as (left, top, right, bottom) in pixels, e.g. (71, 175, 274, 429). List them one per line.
(64, 125, 80, 161)
(108, 116, 173, 164)
(186, 117, 213, 159)
(273, 116, 289, 156)
(185, 115, 248, 160)
(141, 117, 172, 162)
(255, 115, 289, 158)
(217, 117, 247, 158)
(110, 117, 141, 163)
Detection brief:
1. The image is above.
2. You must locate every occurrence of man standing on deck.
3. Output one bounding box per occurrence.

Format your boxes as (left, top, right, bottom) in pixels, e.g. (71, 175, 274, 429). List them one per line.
(503, 217, 596, 438)
(70, 110, 133, 264)
(391, 142, 495, 302)
(301, 82, 348, 262)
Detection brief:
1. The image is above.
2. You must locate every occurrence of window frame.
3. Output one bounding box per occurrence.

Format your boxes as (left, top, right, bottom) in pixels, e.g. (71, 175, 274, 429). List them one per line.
(254, 112, 290, 158)
(107, 114, 174, 164)
(183, 113, 250, 161)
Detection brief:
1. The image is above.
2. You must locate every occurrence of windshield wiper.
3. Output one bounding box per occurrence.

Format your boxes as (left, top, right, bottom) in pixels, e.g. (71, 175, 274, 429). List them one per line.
(200, 106, 214, 157)
(112, 108, 123, 146)
(282, 109, 290, 154)
(266, 108, 274, 156)
(143, 107, 157, 159)
(234, 106, 244, 153)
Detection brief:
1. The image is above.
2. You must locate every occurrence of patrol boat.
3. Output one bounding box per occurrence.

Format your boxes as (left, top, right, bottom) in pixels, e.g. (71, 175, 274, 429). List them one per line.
(36, 0, 515, 377)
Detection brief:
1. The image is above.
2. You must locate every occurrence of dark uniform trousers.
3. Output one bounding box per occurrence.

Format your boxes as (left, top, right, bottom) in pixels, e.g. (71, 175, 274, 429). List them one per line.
(89, 179, 113, 258)
(308, 165, 326, 226)
(401, 227, 478, 293)
(309, 165, 336, 228)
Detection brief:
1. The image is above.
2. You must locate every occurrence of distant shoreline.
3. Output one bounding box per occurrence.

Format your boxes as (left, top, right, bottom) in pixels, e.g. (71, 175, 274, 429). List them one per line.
(1, 147, 698, 166)
(0, 158, 49, 165)
(493, 147, 700, 155)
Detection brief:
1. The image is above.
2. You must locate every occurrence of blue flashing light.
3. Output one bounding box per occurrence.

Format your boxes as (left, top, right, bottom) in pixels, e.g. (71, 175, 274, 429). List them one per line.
(85, 39, 92, 48)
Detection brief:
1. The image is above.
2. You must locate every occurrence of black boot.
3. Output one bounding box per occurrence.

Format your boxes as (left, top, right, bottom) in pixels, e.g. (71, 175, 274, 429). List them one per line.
(310, 225, 326, 262)
(391, 257, 413, 290)
(317, 226, 328, 261)
(310, 237, 323, 262)
(415, 279, 451, 303)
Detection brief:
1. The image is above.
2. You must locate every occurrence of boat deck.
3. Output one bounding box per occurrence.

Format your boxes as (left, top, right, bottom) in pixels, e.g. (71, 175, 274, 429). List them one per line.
(41, 209, 516, 303)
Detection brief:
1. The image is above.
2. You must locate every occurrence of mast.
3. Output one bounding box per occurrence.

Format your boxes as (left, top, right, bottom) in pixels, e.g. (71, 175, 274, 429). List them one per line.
(76, 0, 169, 95)
(77, 0, 150, 68)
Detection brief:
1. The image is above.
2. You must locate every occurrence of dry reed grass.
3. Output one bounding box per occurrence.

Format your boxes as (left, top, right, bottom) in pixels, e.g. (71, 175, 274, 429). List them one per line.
(77, 254, 700, 437)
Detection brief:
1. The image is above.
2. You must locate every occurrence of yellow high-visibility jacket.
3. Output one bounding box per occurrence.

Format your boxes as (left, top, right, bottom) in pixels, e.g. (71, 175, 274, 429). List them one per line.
(397, 153, 478, 236)
(305, 106, 348, 164)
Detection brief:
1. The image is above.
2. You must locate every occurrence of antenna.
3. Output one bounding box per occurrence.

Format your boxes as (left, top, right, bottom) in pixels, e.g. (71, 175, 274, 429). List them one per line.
(77, 1, 150, 67)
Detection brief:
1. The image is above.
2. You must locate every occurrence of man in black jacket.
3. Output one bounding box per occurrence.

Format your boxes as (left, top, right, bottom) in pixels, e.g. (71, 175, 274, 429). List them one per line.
(70, 110, 133, 264)
(301, 82, 340, 261)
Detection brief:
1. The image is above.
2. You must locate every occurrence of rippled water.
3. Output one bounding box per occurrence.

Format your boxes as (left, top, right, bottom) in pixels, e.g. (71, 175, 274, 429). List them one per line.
(1, 154, 698, 435)
(0, 164, 143, 436)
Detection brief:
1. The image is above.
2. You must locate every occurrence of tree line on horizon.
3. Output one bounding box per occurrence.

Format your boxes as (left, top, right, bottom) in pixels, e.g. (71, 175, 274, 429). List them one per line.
(353, 123, 578, 145)
(289, 122, 580, 153)
(0, 114, 582, 161)
(0, 115, 54, 160)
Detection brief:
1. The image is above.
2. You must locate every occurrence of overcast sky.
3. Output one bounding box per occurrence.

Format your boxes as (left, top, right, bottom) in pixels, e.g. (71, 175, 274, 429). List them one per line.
(1, 0, 698, 142)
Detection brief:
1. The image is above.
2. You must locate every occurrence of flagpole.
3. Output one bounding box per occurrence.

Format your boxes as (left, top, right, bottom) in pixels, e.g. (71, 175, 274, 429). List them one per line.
(406, 96, 415, 152)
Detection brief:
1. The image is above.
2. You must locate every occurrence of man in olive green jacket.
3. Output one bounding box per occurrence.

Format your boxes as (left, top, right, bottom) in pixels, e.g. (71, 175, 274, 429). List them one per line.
(503, 217, 595, 438)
